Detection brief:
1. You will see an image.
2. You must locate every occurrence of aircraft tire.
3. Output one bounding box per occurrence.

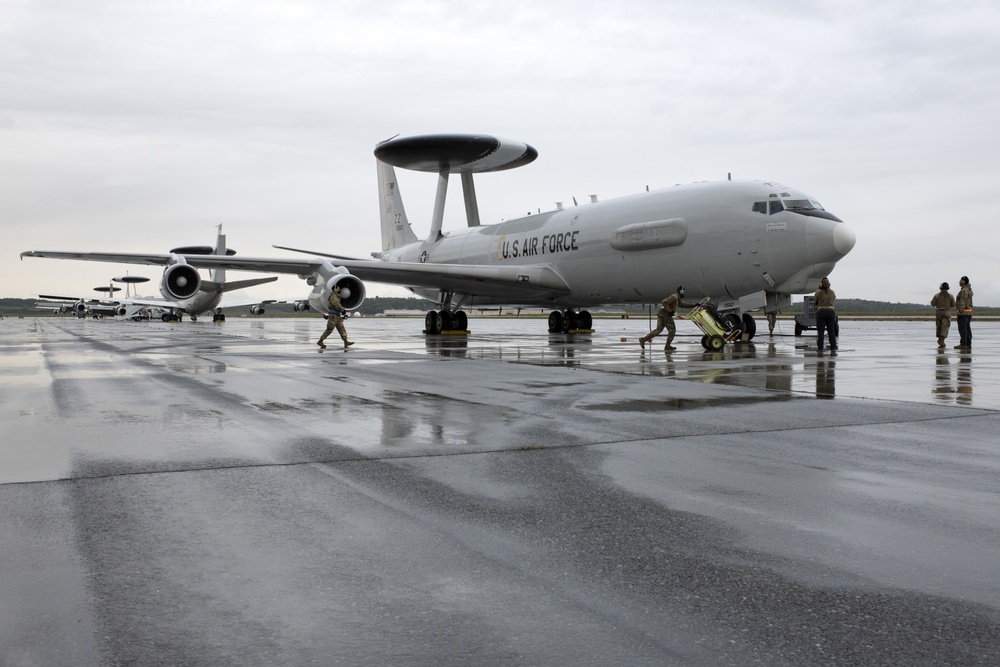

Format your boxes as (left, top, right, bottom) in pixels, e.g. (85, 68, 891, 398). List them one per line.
(424, 310, 441, 335)
(547, 311, 563, 333)
(438, 310, 453, 331)
(578, 310, 593, 330)
(725, 314, 744, 340)
(564, 310, 578, 332)
(453, 310, 468, 331)
(741, 313, 756, 340)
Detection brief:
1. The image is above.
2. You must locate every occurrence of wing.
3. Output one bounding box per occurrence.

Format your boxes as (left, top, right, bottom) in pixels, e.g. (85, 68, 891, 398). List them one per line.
(38, 293, 107, 303)
(22, 250, 572, 299)
(166, 255, 570, 299)
(22, 251, 176, 266)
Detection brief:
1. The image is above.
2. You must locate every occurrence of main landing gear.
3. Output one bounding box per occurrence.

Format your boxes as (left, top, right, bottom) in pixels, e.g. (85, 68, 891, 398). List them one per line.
(424, 309, 469, 335)
(547, 309, 594, 333)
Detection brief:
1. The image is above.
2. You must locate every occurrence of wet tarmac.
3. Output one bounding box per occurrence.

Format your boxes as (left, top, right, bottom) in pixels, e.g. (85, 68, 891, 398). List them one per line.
(2, 315, 999, 665)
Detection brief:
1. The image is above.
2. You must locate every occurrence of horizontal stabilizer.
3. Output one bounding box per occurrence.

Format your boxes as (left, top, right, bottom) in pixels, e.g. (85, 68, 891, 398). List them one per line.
(219, 276, 279, 293)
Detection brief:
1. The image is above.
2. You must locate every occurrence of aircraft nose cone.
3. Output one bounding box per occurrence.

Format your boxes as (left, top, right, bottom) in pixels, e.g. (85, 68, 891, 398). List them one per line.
(833, 223, 856, 257)
(807, 220, 855, 264)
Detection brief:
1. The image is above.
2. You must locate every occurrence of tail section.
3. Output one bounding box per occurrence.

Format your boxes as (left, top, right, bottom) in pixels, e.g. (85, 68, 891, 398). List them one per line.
(211, 224, 227, 284)
(377, 160, 418, 251)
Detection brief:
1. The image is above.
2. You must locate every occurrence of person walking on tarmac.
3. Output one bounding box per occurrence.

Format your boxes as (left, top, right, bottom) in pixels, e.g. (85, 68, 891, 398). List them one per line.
(814, 277, 837, 354)
(317, 286, 354, 349)
(955, 276, 973, 350)
(639, 286, 697, 351)
(931, 282, 955, 348)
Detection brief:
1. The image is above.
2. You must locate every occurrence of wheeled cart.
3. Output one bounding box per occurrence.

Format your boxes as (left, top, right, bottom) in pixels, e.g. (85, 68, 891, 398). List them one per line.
(683, 303, 743, 351)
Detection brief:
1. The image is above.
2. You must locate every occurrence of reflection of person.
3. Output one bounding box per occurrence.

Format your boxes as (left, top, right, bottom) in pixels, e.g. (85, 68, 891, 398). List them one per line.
(813, 277, 837, 353)
(317, 287, 354, 349)
(930, 282, 955, 348)
(639, 286, 697, 351)
(955, 276, 973, 350)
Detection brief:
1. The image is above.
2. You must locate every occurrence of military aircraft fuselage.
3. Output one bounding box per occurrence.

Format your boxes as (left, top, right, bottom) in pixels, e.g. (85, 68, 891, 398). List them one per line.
(381, 179, 854, 308)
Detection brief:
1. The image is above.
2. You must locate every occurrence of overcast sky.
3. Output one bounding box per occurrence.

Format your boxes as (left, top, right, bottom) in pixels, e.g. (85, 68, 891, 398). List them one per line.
(3, 0, 998, 307)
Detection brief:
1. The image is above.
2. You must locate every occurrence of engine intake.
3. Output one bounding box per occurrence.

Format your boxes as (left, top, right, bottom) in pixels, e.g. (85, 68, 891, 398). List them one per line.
(326, 275, 366, 311)
(161, 263, 201, 300)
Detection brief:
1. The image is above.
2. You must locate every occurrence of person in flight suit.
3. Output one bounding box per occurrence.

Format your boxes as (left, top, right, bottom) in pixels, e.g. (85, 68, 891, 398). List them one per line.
(317, 286, 354, 349)
(955, 276, 973, 350)
(931, 282, 955, 349)
(814, 277, 837, 354)
(639, 286, 697, 351)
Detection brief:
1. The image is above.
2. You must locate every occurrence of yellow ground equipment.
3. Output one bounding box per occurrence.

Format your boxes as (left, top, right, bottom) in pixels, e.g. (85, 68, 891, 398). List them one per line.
(683, 303, 743, 351)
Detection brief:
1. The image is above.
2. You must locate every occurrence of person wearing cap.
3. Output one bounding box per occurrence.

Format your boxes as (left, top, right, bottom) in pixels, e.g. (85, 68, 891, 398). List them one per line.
(639, 286, 697, 351)
(930, 282, 955, 348)
(317, 285, 354, 349)
(813, 277, 837, 353)
(955, 276, 973, 350)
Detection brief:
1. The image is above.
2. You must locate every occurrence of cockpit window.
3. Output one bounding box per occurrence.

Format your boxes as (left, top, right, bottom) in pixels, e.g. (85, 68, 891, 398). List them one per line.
(783, 198, 843, 222)
(784, 199, 823, 211)
(768, 200, 784, 215)
(752, 201, 767, 214)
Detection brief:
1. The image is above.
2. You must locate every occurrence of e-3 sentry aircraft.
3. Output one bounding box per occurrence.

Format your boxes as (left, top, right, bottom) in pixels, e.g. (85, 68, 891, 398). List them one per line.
(22, 134, 855, 336)
(23, 226, 280, 322)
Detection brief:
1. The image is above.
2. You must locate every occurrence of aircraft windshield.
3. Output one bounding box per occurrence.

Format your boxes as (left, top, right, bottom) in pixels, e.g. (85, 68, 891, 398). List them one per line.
(783, 199, 824, 211)
(752, 198, 842, 222)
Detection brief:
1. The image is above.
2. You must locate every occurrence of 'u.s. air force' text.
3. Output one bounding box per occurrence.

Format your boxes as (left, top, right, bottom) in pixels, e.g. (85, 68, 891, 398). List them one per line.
(495, 231, 580, 260)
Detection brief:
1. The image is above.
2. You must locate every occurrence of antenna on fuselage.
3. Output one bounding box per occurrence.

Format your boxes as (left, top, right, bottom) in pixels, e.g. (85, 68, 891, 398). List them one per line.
(728, 173, 731, 181)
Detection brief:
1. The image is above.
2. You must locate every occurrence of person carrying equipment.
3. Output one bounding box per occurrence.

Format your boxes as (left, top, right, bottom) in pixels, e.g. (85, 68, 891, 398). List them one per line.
(639, 286, 697, 351)
(317, 286, 354, 349)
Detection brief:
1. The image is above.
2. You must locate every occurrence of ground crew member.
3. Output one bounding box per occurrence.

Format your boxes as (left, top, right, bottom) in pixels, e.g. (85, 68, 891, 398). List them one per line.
(931, 282, 955, 348)
(317, 286, 354, 349)
(814, 277, 837, 353)
(955, 276, 973, 350)
(767, 310, 778, 335)
(639, 286, 697, 351)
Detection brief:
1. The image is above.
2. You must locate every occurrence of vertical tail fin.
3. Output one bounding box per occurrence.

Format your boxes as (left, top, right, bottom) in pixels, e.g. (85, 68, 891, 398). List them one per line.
(212, 224, 226, 284)
(377, 160, 418, 251)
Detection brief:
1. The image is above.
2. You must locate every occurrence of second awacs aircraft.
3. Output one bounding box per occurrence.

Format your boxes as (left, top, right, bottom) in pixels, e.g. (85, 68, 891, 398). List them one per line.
(22, 133, 856, 337)
(26, 225, 279, 322)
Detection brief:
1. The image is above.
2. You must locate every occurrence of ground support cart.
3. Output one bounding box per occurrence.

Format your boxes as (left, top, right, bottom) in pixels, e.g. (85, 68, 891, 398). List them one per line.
(683, 303, 743, 351)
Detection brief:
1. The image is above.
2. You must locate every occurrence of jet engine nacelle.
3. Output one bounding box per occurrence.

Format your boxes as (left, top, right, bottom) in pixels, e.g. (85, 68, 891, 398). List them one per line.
(293, 300, 311, 312)
(325, 274, 366, 311)
(250, 304, 266, 316)
(161, 263, 201, 300)
(114, 305, 128, 317)
(73, 300, 87, 315)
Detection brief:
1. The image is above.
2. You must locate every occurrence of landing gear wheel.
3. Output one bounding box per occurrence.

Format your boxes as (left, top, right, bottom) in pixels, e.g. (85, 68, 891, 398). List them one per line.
(425, 310, 442, 335)
(741, 313, 756, 340)
(577, 310, 593, 330)
(707, 335, 725, 351)
(453, 310, 468, 331)
(438, 309, 453, 331)
(564, 310, 578, 331)
(548, 310, 564, 333)
(725, 314, 744, 341)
